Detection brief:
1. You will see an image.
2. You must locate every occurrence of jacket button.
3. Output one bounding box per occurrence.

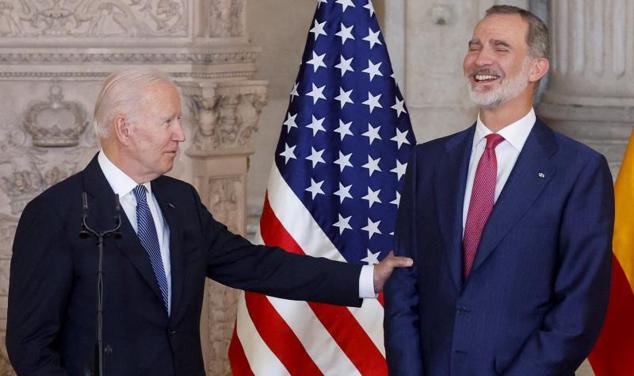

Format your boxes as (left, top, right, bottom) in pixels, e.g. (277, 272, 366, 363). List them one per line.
(104, 345, 113, 355)
(169, 330, 177, 336)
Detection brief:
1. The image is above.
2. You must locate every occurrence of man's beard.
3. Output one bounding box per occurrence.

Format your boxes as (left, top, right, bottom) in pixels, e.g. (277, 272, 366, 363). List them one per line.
(466, 58, 531, 108)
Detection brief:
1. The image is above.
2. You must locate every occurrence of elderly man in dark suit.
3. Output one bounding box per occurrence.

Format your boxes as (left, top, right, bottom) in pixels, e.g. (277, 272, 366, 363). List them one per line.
(6, 69, 411, 375)
(384, 5, 614, 376)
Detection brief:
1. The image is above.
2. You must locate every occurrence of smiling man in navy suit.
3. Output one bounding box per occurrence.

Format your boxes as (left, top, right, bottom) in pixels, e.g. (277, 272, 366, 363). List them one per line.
(384, 5, 614, 376)
(6, 69, 412, 375)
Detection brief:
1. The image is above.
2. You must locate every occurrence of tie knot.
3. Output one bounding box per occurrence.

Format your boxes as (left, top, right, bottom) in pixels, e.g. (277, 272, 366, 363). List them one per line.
(485, 133, 505, 150)
(133, 185, 147, 203)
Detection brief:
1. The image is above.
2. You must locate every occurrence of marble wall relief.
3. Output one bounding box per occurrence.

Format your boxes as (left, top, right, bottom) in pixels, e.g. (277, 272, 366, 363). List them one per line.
(0, 0, 187, 37)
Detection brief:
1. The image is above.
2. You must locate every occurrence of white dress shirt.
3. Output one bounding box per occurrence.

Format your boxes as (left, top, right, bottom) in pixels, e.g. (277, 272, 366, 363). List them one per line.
(98, 151, 375, 302)
(98, 151, 172, 313)
(462, 108, 536, 234)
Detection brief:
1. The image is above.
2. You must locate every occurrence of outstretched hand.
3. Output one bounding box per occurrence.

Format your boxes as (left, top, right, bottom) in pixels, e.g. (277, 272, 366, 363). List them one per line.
(373, 251, 413, 293)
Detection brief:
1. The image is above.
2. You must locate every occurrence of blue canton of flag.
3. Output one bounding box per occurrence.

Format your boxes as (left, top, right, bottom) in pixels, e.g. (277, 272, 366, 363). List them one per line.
(274, 0, 416, 265)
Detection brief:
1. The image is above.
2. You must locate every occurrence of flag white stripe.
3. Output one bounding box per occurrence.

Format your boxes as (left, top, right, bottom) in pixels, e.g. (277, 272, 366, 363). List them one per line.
(236, 292, 290, 376)
(348, 300, 385, 355)
(267, 165, 387, 355)
(268, 297, 360, 375)
(256, 219, 362, 373)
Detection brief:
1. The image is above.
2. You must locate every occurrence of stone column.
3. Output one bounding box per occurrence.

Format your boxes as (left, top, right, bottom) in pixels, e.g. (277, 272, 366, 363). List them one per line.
(183, 80, 266, 375)
(539, 0, 634, 174)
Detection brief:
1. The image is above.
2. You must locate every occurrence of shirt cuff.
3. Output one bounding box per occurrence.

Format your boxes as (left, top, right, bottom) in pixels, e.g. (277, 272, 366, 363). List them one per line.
(358, 265, 378, 298)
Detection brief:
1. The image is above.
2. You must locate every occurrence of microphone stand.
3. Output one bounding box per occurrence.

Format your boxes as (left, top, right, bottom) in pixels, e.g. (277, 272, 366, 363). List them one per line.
(79, 192, 121, 376)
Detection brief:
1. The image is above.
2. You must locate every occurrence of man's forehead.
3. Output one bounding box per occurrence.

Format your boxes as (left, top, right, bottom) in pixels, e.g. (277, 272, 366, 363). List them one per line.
(472, 13, 528, 43)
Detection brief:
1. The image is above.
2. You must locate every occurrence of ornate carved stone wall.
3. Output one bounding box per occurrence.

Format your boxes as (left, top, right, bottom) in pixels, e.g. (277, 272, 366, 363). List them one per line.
(0, 0, 266, 374)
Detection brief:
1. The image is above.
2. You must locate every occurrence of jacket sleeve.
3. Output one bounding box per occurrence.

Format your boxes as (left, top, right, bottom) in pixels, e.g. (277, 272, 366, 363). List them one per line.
(6, 198, 72, 375)
(384, 152, 424, 375)
(504, 154, 614, 375)
(190, 186, 363, 308)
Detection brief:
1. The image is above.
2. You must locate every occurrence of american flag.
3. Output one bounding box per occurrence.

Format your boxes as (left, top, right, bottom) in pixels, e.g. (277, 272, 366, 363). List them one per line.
(229, 0, 415, 374)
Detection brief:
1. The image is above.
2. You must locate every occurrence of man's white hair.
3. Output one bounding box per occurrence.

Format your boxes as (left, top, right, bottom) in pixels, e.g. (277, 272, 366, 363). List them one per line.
(93, 69, 174, 138)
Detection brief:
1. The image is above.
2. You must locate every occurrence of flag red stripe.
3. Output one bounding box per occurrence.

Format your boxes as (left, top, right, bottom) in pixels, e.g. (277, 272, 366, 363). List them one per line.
(589, 255, 634, 376)
(260, 194, 387, 375)
(245, 291, 323, 376)
(228, 324, 255, 376)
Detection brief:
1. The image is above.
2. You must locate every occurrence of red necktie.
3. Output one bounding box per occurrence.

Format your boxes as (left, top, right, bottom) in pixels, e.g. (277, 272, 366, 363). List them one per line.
(463, 133, 505, 278)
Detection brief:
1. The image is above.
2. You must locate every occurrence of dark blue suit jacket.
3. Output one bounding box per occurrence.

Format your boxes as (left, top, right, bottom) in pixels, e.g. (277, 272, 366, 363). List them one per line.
(384, 120, 614, 376)
(7, 156, 362, 375)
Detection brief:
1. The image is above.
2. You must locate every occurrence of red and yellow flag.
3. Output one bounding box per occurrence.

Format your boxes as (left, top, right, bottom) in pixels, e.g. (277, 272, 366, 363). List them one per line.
(589, 128, 634, 375)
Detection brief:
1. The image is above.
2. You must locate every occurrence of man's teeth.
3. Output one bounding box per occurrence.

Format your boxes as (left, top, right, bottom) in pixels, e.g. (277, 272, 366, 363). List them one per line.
(475, 74, 499, 81)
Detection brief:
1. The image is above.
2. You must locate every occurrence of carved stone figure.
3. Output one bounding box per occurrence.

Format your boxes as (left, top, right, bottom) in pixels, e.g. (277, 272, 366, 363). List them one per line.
(0, 0, 187, 37)
(23, 83, 88, 147)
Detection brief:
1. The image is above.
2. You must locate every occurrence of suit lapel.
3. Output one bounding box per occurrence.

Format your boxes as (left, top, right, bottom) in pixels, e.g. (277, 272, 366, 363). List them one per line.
(152, 178, 186, 321)
(434, 127, 474, 290)
(471, 121, 558, 273)
(80, 156, 167, 309)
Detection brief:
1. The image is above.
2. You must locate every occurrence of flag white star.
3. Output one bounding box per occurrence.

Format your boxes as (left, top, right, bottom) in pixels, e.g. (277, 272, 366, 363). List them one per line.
(333, 213, 353, 234)
(336, 0, 355, 12)
(334, 120, 354, 140)
(335, 55, 354, 77)
(362, 123, 382, 145)
(363, 27, 382, 49)
(391, 129, 411, 149)
(306, 83, 327, 104)
(363, 60, 383, 82)
(391, 161, 407, 180)
(306, 51, 327, 73)
(310, 19, 327, 40)
(363, 155, 382, 176)
(306, 115, 326, 136)
(283, 113, 298, 132)
(362, 218, 382, 239)
(279, 143, 297, 164)
(334, 87, 354, 109)
(290, 82, 299, 102)
(334, 182, 353, 203)
(391, 191, 401, 207)
(363, 92, 383, 113)
(361, 249, 381, 265)
(391, 97, 407, 117)
(317, 0, 327, 8)
(306, 147, 326, 168)
(335, 23, 355, 45)
(363, 0, 375, 16)
(362, 187, 382, 208)
(306, 178, 325, 199)
(334, 151, 353, 171)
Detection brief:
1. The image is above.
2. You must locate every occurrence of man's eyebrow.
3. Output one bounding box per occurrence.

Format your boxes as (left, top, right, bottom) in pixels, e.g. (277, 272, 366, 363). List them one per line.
(491, 39, 512, 48)
(468, 38, 482, 46)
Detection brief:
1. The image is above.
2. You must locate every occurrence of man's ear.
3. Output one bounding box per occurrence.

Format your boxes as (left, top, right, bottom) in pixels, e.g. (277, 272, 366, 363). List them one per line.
(113, 116, 131, 145)
(529, 57, 549, 83)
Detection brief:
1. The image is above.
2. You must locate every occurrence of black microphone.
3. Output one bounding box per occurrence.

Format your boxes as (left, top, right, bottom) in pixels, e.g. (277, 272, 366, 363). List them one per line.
(79, 192, 90, 239)
(78, 192, 122, 376)
(112, 195, 122, 239)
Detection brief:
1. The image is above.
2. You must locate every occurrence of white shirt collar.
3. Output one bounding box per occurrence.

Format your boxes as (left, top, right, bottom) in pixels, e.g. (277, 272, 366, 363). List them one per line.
(474, 108, 536, 151)
(97, 151, 152, 197)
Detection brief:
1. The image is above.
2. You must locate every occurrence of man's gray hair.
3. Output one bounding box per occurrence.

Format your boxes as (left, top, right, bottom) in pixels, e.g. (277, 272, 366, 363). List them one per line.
(93, 69, 174, 138)
(485, 5, 550, 59)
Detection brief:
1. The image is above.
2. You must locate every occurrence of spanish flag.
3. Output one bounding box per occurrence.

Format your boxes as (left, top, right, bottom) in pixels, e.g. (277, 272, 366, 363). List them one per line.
(589, 129, 634, 375)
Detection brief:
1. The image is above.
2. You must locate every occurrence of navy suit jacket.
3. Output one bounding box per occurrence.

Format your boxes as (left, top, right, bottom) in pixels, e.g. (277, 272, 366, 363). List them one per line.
(384, 120, 614, 376)
(7, 156, 362, 375)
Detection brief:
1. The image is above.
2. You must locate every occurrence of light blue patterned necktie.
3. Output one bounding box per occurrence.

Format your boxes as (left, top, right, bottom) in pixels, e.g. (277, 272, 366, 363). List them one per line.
(133, 185, 169, 311)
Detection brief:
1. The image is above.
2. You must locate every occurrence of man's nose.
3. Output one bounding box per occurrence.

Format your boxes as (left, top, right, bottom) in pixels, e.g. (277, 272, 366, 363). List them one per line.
(172, 118, 186, 142)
